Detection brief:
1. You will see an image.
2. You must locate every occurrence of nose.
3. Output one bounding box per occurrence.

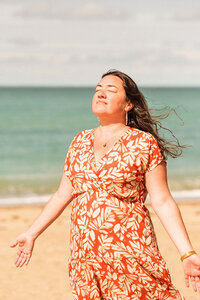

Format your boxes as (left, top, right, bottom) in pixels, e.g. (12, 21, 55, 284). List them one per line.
(97, 89, 107, 99)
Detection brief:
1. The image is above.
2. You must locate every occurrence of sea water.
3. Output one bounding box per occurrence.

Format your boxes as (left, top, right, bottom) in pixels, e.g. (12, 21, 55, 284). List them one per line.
(0, 86, 200, 200)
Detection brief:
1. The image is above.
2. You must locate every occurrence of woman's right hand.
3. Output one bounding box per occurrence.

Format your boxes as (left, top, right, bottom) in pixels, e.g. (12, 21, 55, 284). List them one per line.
(10, 233, 35, 268)
(182, 254, 200, 293)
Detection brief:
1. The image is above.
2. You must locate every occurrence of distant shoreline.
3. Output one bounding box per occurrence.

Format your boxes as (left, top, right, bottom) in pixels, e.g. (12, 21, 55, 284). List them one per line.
(1, 189, 200, 207)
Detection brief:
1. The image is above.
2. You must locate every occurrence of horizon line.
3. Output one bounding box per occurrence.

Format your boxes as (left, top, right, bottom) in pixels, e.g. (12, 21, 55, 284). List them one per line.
(0, 84, 200, 88)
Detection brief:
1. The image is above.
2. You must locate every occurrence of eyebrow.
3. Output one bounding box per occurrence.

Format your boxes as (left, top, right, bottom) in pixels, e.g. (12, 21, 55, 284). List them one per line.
(96, 84, 118, 88)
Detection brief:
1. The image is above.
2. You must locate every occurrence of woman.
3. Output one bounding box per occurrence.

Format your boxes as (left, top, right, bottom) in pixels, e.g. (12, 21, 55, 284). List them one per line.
(11, 70, 200, 299)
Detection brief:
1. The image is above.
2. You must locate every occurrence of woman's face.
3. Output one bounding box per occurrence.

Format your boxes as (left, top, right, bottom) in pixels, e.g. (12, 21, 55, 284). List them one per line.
(92, 75, 131, 120)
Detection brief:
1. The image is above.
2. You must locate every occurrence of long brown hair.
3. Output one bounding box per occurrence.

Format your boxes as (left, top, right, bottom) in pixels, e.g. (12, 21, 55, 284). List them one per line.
(102, 69, 186, 159)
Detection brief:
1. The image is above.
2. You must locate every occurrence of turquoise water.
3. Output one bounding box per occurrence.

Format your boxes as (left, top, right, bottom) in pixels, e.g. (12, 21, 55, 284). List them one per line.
(0, 86, 200, 196)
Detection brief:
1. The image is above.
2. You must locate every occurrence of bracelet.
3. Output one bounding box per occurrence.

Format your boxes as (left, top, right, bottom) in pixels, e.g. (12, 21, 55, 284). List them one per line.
(181, 250, 196, 261)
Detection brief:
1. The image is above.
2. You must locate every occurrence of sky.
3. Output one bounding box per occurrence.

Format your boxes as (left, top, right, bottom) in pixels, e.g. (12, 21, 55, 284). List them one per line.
(0, 0, 200, 86)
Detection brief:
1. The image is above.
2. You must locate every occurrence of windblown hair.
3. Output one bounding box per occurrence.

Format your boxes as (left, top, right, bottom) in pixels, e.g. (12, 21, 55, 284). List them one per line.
(102, 69, 186, 159)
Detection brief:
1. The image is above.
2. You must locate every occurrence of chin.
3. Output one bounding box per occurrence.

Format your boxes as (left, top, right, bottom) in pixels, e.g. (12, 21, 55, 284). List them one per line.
(92, 109, 108, 118)
(92, 103, 110, 116)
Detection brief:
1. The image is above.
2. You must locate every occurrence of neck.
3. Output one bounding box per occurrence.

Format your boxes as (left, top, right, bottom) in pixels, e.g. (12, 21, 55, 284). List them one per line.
(98, 122, 126, 132)
(95, 123, 127, 138)
(97, 115, 126, 130)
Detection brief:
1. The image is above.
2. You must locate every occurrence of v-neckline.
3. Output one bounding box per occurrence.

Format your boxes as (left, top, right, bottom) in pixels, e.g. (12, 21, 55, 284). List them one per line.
(91, 126, 131, 169)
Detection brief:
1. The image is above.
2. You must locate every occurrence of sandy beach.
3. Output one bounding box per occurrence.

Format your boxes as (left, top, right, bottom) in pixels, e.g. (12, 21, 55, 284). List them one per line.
(1, 198, 200, 300)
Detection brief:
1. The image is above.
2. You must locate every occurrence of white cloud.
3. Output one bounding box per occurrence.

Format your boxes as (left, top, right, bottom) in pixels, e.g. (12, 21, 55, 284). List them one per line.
(2, 40, 200, 70)
(172, 9, 200, 22)
(12, 37, 38, 45)
(15, 2, 129, 21)
(0, 0, 200, 85)
(0, 52, 72, 64)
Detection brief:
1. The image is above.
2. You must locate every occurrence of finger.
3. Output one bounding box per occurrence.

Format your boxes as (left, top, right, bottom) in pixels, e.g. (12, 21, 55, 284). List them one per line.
(16, 252, 25, 268)
(19, 255, 28, 268)
(24, 254, 31, 266)
(190, 276, 197, 293)
(185, 274, 190, 288)
(195, 277, 200, 293)
(10, 240, 18, 248)
(14, 250, 22, 265)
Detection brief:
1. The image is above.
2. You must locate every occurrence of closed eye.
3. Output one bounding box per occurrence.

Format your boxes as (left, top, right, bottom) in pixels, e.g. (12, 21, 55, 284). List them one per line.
(95, 87, 117, 93)
(107, 88, 117, 93)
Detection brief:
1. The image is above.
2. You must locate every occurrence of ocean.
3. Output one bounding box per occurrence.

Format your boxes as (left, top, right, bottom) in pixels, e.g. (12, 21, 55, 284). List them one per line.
(0, 86, 200, 201)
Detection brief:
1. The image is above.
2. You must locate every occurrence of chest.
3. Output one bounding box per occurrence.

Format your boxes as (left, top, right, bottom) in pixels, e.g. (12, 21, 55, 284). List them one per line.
(93, 138, 118, 165)
(71, 135, 148, 176)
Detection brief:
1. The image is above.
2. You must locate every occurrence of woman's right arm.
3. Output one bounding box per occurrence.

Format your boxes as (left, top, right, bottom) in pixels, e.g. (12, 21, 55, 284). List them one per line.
(10, 170, 73, 268)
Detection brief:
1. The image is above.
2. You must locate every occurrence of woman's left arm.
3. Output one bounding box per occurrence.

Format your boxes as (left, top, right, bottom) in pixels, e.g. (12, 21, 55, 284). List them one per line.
(145, 161, 200, 293)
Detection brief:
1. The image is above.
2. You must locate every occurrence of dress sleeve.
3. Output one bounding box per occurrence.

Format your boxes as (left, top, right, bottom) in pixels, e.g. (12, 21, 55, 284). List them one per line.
(146, 135, 166, 173)
(63, 133, 79, 178)
(63, 143, 72, 178)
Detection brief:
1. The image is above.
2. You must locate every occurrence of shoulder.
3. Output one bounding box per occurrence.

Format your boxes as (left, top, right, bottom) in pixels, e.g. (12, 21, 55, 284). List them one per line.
(69, 128, 93, 145)
(127, 128, 161, 155)
(128, 128, 157, 144)
(73, 128, 93, 140)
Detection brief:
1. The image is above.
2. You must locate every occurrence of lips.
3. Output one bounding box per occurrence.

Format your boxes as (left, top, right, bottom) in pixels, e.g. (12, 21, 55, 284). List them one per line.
(97, 100, 107, 104)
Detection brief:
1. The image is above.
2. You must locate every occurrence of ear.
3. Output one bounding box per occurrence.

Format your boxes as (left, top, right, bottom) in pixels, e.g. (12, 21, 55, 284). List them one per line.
(125, 101, 134, 112)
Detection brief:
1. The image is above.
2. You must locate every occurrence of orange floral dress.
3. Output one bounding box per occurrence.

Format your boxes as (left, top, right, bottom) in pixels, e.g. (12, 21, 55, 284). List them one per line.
(64, 127, 185, 300)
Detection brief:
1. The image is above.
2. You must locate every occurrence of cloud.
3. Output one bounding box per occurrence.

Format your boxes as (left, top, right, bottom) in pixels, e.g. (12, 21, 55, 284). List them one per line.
(172, 9, 200, 22)
(2, 41, 199, 69)
(15, 2, 130, 21)
(10, 37, 39, 46)
(0, 53, 42, 64)
(0, 52, 72, 64)
(1, 0, 200, 85)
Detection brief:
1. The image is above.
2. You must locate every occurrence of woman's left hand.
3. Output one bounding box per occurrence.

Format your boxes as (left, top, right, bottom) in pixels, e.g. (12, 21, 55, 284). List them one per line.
(182, 254, 200, 293)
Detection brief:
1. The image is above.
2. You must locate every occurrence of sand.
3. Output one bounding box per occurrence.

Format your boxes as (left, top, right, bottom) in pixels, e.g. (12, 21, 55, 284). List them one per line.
(1, 199, 200, 300)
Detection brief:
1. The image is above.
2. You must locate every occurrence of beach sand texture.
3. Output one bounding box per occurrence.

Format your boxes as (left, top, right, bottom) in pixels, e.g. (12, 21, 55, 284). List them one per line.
(1, 200, 200, 300)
